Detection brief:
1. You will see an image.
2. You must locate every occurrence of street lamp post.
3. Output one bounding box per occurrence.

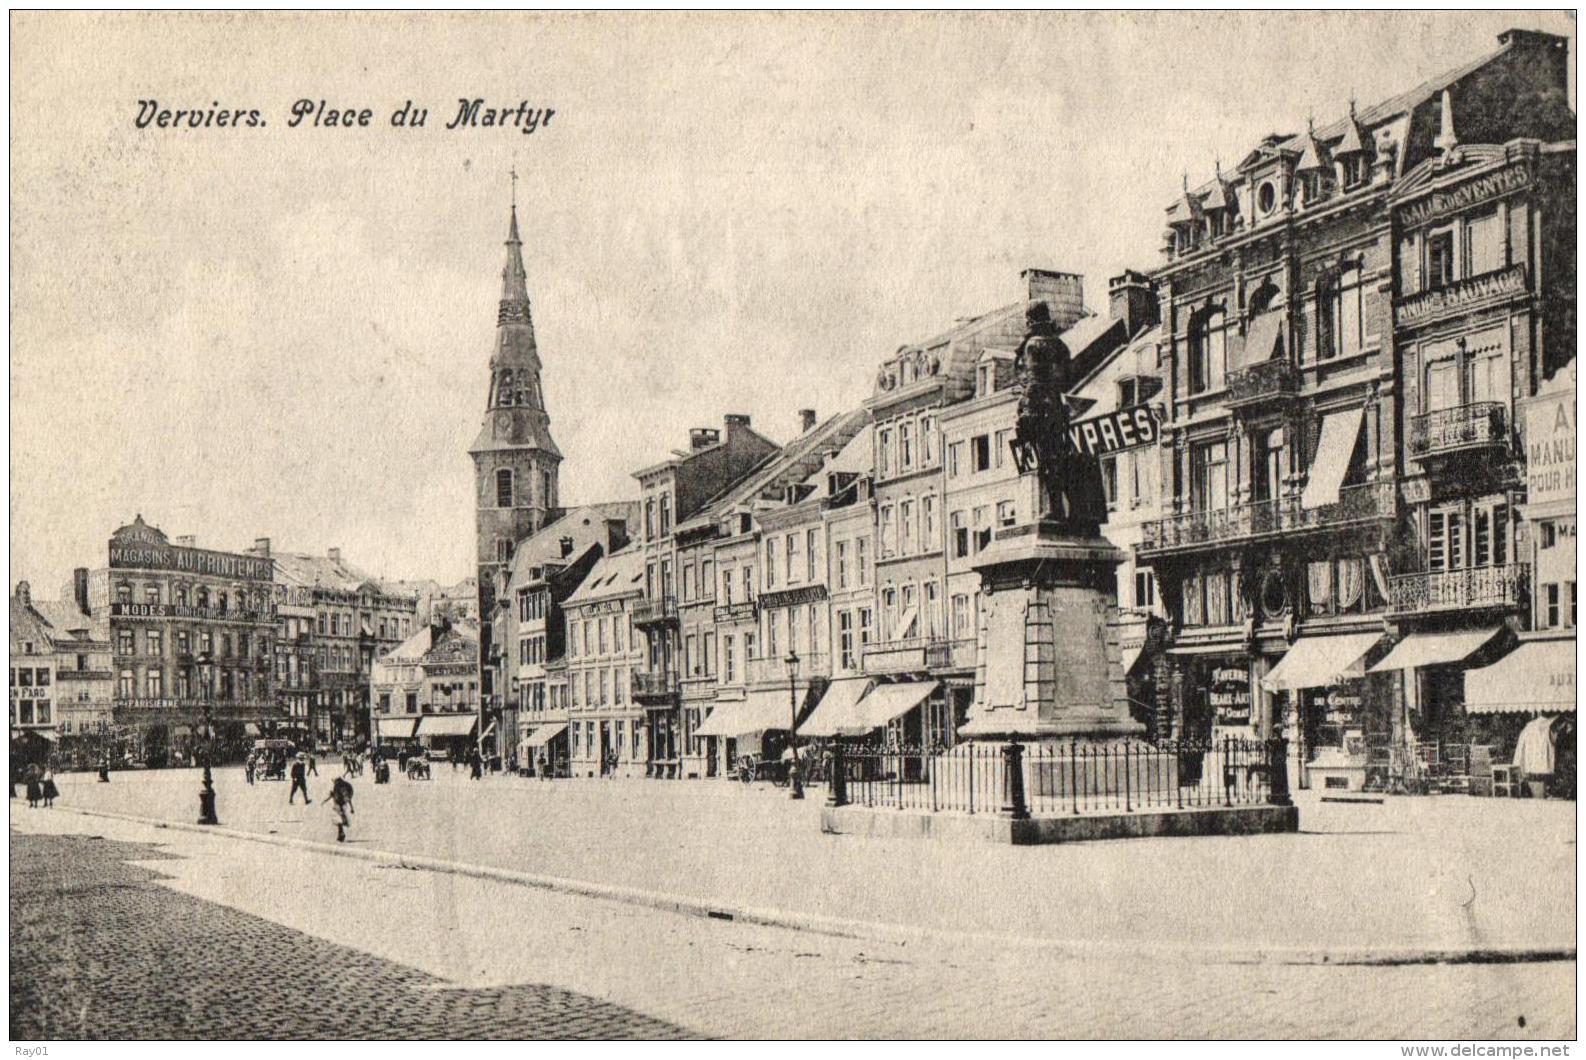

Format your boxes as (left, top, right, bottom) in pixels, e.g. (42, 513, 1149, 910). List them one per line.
(784, 649, 804, 800)
(196, 652, 218, 825)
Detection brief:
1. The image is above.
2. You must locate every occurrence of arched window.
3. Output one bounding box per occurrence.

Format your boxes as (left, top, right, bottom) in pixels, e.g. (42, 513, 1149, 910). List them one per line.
(1247, 280, 1279, 319)
(1188, 306, 1227, 394)
(496, 468, 513, 509)
(498, 370, 515, 406)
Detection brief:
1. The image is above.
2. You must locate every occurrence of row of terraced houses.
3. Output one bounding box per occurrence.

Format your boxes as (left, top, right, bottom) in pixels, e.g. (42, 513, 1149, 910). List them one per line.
(451, 28, 1573, 790)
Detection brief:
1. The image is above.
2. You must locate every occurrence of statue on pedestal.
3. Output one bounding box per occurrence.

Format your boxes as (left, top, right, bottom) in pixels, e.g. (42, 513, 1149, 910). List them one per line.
(1012, 304, 1108, 536)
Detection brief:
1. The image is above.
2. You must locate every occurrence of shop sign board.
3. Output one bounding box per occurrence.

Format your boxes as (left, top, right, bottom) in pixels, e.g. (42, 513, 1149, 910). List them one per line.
(1065, 403, 1163, 457)
(1210, 664, 1251, 725)
(1525, 389, 1575, 509)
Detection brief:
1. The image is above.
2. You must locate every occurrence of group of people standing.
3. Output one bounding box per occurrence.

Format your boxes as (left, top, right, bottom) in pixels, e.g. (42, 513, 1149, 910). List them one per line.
(17, 762, 58, 808)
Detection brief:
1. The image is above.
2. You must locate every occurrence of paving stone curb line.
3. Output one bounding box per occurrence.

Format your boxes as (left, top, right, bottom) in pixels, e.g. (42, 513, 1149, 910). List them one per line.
(41, 805, 1575, 969)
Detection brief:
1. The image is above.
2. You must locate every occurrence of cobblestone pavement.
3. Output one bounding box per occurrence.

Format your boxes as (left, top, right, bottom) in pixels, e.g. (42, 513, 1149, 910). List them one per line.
(41, 767, 1576, 955)
(10, 811, 1577, 1039)
(9, 831, 700, 1040)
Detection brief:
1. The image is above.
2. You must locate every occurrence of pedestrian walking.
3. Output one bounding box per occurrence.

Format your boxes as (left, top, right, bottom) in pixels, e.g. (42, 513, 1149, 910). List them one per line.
(307, 751, 319, 777)
(397, 748, 409, 776)
(328, 775, 355, 843)
(244, 753, 256, 785)
(40, 766, 58, 808)
(288, 753, 312, 805)
(536, 751, 548, 780)
(25, 764, 42, 808)
(98, 753, 111, 783)
(468, 748, 483, 780)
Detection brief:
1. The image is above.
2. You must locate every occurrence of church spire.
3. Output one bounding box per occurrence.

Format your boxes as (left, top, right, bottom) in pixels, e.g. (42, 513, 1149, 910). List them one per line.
(500, 202, 531, 322)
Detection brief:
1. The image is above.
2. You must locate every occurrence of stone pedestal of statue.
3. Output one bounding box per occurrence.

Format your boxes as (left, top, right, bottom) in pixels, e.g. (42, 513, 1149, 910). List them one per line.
(958, 520, 1145, 741)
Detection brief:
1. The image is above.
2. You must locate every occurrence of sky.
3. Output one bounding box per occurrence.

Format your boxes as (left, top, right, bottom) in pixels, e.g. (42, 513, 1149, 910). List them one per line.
(10, 11, 1576, 597)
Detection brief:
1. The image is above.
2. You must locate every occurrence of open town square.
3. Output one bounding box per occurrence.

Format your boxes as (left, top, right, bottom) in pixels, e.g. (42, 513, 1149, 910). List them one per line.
(9, 10, 1580, 1045)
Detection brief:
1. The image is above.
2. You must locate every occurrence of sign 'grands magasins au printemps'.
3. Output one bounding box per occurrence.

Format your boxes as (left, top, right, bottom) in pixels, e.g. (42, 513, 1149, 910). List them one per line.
(108, 516, 274, 581)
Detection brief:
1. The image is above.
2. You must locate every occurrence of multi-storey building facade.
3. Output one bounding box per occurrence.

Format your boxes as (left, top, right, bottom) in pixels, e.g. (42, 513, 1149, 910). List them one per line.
(265, 541, 418, 747)
(91, 516, 279, 762)
(499, 503, 635, 768)
(632, 414, 779, 776)
(678, 410, 867, 775)
(10, 583, 63, 758)
(18, 575, 116, 763)
(561, 546, 646, 777)
(369, 616, 480, 756)
(1137, 28, 1574, 790)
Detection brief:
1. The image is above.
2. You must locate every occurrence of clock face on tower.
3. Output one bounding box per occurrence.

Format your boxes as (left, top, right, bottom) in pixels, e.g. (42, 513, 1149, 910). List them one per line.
(495, 411, 511, 433)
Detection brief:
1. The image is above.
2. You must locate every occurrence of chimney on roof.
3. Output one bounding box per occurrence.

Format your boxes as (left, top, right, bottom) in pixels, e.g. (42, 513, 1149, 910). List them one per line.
(327, 547, 342, 564)
(15, 580, 30, 605)
(73, 568, 89, 615)
(251, 537, 271, 557)
(689, 427, 720, 451)
(1108, 270, 1159, 335)
(723, 413, 751, 433)
(559, 535, 575, 558)
(1022, 269, 1085, 332)
(174, 535, 196, 548)
(798, 409, 817, 434)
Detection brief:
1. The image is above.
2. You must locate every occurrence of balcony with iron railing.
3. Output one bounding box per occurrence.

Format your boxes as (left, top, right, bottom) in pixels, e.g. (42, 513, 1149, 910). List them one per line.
(925, 638, 976, 671)
(745, 652, 830, 686)
(1140, 480, 1396, 556)
(631, 670, 679, 699)
(1224, 359, 1298, 410)
(1408, 402, 1509, 462)
(1389, 563, 1528, 615)
(632, 595, 679, 627)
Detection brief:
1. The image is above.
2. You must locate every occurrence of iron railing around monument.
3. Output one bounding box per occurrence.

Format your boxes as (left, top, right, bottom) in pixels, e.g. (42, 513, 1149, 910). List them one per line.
(833, 737, 1282, 816)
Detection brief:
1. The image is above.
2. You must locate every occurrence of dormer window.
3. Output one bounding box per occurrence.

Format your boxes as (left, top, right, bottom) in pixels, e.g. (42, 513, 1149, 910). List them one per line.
(976, 363, 993, 397)
(1340, 154, 1368, 190)
(1256, 181, 1278, 215)
(1118, 377, 1138, 408)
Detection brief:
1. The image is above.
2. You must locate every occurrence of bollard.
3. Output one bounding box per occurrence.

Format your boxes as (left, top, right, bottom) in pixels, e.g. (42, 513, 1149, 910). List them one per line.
(826, 738, 848, 808)
(1000, 741, 1029, 820)
(1268, 736, 1292, 807)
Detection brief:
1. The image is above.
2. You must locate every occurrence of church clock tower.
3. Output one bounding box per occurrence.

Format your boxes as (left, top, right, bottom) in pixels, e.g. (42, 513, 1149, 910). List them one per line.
(470, 197, 562, 714)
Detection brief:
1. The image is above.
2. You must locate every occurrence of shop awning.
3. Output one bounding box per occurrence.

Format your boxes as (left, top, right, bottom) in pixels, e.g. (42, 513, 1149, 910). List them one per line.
(1261, 632, 1384, 692)
(840, 681, 938, 734)
(696, 689, 796, 737)
(1300, 406, 1364, 510)
(375, 716, 417, 740)
(798, 677, 878, 738)
(417, 714, 477, 737)
(524, 721, 568, 747)
(1464, 640, 1575, 714)
(1368, 627, 1503, 673)
(1240, 311, 1283, 369)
